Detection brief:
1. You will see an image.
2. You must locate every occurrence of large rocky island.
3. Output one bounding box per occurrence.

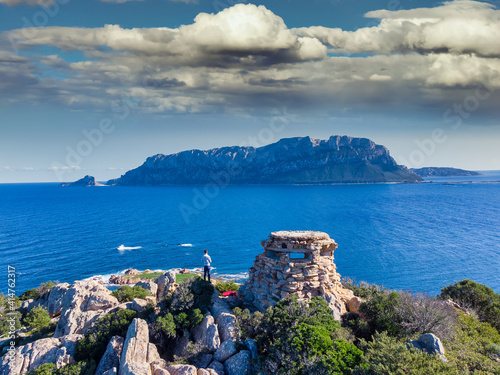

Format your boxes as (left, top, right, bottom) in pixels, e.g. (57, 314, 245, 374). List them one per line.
(107, 136, 422, 185)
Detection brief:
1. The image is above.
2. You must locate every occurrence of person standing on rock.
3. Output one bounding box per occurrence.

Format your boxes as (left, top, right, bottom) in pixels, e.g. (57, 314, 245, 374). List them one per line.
(202, 249, 212, 282)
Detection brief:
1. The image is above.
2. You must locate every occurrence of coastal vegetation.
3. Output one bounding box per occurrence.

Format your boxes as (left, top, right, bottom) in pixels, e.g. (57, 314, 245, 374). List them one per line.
(111, 285, 151, 302)
(214, 280, 240, 294)
(4, 275, 500, 375)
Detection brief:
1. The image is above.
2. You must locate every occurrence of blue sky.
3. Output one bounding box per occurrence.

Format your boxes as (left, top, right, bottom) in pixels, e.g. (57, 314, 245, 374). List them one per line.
(0, 0, 499, 182)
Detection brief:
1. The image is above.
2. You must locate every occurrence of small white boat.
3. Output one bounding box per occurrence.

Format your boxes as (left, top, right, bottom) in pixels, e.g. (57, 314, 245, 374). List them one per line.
(117, 245, 142, 251)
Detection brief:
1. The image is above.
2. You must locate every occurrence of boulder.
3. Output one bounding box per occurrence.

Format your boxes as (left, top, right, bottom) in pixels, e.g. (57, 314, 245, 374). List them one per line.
(150, 359, 169, 373)
(148, 343, 160, 362)
(59, 333, 83, 357)
(54, 280, 119, 337)
(409, 333, 446, 361)
(223, 350, 251, 375)
(95, 336, 124, 375)
(208, 360, 225, 375)
(156, 271, 176, 302)
(192, 353, 213, 369)
(55, 346, 75, 369)
(192, 314, 220, 351)
(122, 362, 152, 375)
(214, 340, 237, 363)
(126, 269, 141, 276)
(216, 313, 237, 342)
(0, 337, 61, 374)
(47, 283, 70, 316)
(136, 281, 158, 298)
(120, 318, 150, 373)
(131, 298, 150, 312)
(166, 364, 197, 375)
(243, 339, 258, 360)
(210, 295, 232, 320)
(154, 369, 171, 375)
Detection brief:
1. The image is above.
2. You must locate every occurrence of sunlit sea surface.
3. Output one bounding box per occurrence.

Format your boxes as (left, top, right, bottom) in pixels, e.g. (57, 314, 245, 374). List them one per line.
(1, 171, 499, 295)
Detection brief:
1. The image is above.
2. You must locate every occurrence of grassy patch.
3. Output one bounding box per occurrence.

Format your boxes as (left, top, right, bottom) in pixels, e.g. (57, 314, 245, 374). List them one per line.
(176, 273, 200, 283)
(121, 271, 164, 281)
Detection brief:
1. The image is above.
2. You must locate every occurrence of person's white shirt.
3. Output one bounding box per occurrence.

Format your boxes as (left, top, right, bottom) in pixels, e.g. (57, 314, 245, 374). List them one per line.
(202, 253, 212, 267)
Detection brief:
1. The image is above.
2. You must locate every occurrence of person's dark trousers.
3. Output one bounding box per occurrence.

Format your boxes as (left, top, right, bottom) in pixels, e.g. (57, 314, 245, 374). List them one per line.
(204, 266, 211, 282)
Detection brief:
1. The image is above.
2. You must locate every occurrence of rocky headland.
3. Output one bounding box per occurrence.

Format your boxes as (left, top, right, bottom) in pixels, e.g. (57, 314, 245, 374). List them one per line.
(106, 136, 423, 185)
(2, 231, 498, 375)
(411, 167, 481, 177)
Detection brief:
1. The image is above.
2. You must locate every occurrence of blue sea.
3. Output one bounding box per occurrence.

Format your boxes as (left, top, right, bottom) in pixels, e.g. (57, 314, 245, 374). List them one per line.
(1, 171, 499, 296)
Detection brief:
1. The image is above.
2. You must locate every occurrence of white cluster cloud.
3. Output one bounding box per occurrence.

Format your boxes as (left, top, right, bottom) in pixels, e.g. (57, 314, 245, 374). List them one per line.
(10, 4, 326, 65)
(294, 0, 500, 57)
(1, 1, 499, 115)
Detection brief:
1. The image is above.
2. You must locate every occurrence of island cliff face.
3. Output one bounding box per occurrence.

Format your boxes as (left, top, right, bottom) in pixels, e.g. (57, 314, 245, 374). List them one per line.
(108, 136, 422, 185)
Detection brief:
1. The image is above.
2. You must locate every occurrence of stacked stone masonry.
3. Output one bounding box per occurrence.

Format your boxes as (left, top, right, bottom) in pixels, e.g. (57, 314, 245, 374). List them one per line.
(242, 231, 354, 318)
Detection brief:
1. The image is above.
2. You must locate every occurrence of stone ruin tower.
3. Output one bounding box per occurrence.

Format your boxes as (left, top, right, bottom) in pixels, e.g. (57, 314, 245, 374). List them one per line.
(241, 231, 355, 319)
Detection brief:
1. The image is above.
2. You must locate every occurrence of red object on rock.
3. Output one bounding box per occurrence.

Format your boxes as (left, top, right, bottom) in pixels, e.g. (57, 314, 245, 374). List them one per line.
(222, 291, 237, 297)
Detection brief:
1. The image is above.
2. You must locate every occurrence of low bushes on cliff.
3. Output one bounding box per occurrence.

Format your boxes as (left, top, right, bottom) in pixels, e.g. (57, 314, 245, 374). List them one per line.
(27, 361, 95, 375)
(443, 313, 500, 374)
(75, 309, 136, 364)
(440, 279, 500, 332)
(19, 281, 58, 302)
(111, 285, 151, 302)
(214, 280, 240, 294)
(23, 306, 51, 333)
(354, 331, 457, 374)
(151, 277, 214, 358)
(255, 296, 364, 375)
(344, 281, 455, 341)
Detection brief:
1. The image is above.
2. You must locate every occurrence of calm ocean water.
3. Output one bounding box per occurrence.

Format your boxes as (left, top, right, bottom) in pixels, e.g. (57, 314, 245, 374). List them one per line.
(1, 171, 499, 296)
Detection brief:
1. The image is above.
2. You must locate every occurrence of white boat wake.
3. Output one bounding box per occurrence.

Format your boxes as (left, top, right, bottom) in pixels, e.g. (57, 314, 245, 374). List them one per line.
(117, 244, 142, 252)
(178, 243, 193, 247)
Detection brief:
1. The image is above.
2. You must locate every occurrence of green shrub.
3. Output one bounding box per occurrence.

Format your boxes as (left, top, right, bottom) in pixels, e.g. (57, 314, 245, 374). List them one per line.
(233, 307, 264, 340)
(75, 309, 136, 363)
(0, 310, 22, 337)
(257, 296, 364, 375)
(111, 285, 150, 302)
(58, 360, 96, 375)
(19, 281, 58, 302)
(27, 363, 57, 375)
(37, 281, 57, 296)
(214, 280, 240, 294)
(27, 360, 96, 375)
(440, 279, 500, 332)
(156, 313, 176, 338)
(166, 277, 214, 317)
(175, 273, 200, 283)
(342, 278, 385, 299)
(24, 306, 51, 333)
(359, 290, 403, 337)
(19, 289, 40, 302)
(444, 313, 500, 374)
(355, 331, 457, 374)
